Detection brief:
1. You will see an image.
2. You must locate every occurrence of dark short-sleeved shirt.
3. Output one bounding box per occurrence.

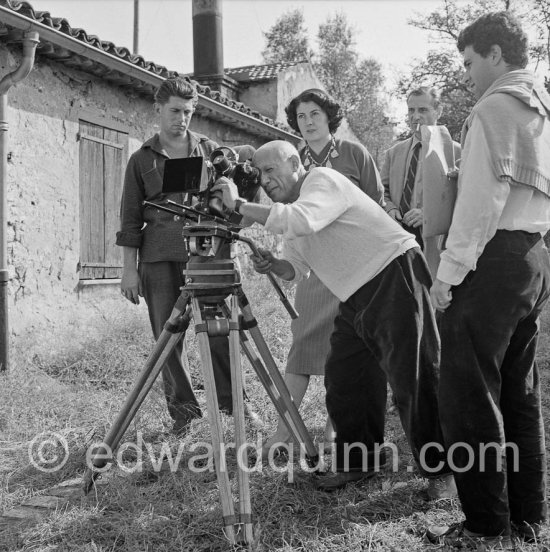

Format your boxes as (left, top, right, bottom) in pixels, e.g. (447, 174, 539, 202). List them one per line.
(116, 131, 218, 262)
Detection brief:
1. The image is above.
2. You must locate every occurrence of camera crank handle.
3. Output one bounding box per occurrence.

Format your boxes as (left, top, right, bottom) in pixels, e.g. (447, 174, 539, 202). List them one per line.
(239, 237, 298, 320)
(142, 200, 186, 218)
(266, 274, 298, 319)
(166, 200, 229, 225)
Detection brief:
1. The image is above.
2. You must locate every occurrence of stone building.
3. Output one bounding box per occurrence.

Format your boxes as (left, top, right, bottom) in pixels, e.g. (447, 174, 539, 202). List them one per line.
(0, 0, 368, 353)
(224, 61, 359, 142)
(0, 0, 310, 343)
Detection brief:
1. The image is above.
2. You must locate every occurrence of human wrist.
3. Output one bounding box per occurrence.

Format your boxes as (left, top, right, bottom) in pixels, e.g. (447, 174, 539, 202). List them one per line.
(234, 198, 248, 214)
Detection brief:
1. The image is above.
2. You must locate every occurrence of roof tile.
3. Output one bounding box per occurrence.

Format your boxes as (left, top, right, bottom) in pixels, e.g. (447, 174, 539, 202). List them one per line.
(0, 0, 291, 132)
(225, 61, 303, 82)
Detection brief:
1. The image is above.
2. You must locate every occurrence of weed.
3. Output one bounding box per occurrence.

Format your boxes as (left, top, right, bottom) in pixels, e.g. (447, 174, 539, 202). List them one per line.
(1, 273, 548, 551)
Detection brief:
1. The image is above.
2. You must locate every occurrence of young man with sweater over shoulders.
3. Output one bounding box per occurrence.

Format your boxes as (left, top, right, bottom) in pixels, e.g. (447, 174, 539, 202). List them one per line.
(428, 12, 550, 549)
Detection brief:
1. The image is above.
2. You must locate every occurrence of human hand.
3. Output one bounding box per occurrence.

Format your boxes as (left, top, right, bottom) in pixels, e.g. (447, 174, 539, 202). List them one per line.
(403, 208, 423, 228)
(250, 248, 276, 274)
(210, 177, 239, 210)
(447, 167, 459, 180)
(430, 279, 452, 311)
(121, 267, 142, 305)
(388, 208, 403, 222)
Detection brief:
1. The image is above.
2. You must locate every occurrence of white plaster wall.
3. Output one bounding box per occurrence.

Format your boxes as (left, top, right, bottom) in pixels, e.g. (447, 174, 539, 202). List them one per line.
(237, 82, 278, 121)
(2, 46, 268, 347)
(275, 63, 324, 126)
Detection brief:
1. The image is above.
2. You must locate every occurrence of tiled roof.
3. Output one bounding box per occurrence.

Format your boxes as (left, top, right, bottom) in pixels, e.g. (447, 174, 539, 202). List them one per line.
(226, 61, 303, 82)
(1, 0, 172, 78)
(0, 0, 294, 137)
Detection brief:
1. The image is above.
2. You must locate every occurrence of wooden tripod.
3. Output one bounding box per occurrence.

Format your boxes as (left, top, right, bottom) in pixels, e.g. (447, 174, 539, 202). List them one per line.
(82, 257, 319, 547)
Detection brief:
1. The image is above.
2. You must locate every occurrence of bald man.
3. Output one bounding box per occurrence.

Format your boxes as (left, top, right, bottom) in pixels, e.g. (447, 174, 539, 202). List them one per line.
(211, 141, 455, 496)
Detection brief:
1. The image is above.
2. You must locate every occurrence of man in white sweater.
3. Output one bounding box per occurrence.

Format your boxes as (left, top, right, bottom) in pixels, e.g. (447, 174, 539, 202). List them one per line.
(212, 141, 455, 495)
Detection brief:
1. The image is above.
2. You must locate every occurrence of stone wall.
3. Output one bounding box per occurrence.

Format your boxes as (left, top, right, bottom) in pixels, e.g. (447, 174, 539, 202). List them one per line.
(275, 63, 323, 126)
(2, 45, 269, 345)
(237, 81, 278, 121)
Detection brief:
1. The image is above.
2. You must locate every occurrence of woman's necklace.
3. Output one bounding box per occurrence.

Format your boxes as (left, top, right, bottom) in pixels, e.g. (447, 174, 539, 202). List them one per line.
(303, 135, 339, 170)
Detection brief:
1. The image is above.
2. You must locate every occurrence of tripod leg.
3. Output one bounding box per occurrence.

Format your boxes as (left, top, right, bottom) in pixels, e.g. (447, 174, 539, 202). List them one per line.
(220, 303, 295, 438)
(82, 298, 193, 494)
(228, 295, 253, 544)
(238, 323, 320, 467)
(191, 297, 236, 544)
(236, 290, 319, 467)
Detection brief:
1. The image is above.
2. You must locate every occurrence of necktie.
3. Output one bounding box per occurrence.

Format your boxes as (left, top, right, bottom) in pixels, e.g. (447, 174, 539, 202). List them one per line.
(400, 142, 421, 215)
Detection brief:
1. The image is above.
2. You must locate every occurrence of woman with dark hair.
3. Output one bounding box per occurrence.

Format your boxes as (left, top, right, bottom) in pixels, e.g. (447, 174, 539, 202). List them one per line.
(262, 88, 384, 457)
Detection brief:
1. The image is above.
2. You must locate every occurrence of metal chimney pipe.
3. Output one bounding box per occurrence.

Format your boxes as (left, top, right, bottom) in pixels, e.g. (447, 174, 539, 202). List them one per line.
(192, 0, 223, 78)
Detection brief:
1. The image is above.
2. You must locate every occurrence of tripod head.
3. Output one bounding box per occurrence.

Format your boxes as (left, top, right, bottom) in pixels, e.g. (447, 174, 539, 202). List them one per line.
(142, 200, 298, 319)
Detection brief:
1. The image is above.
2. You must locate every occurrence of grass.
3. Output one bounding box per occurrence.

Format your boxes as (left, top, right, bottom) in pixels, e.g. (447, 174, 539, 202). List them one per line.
(1, 269, 549, 551)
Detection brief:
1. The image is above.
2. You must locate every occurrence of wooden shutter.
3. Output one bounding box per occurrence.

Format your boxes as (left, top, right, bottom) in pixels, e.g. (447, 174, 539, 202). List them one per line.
(103, 128, 125, 279)
(79, 120, 127, 279)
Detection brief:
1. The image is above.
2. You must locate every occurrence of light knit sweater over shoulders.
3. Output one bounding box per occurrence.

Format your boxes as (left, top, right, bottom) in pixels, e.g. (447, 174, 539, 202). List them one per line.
(265, 168, 418, 301)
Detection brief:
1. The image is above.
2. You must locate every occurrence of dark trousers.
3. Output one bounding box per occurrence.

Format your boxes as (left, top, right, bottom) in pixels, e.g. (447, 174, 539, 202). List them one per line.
(139, 261, 233, 420)
(402, 223, 424, 250)
(439, 230, 550, 536)
(325, 248, 448, 475)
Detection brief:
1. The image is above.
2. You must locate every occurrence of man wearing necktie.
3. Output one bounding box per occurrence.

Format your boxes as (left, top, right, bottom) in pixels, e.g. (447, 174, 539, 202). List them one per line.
(381, 87, 459, 250)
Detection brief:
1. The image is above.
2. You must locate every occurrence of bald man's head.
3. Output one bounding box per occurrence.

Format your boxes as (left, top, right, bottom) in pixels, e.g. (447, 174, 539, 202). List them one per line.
(252, 141, 305, 204)
(252, 140, 300, 166)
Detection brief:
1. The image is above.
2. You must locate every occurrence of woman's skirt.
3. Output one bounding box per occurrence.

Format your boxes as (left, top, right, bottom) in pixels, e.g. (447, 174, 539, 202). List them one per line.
(286, 271, 340, 376)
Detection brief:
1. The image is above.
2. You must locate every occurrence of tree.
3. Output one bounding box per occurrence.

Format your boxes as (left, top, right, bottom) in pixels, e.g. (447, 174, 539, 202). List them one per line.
(262, 8, 312, 64)
(313, 13, 358, 105)
(407, 0, 511, 42)
(261, 10, 393, 162)
(341, 58, 391, 161)
(397, 0, 550, 140)
(313, 13, 392, 161)
(397, 49, 475, 140)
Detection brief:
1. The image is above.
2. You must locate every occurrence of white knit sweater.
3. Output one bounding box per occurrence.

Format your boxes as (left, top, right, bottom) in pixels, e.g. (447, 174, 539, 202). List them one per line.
(265, 168, 418, 301)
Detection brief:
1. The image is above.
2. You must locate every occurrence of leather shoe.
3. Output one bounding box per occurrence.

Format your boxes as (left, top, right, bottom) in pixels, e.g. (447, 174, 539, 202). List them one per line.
(315, 471, 375, 491)
(511, 521, 541, 543)
(172, 410, 201, 436)
(172, 417, 192, 436)
(426, 522, 514, 550)
(427, 473, 458, 500)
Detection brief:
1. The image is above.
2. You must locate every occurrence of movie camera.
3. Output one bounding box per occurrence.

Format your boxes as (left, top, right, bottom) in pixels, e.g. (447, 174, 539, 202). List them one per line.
(142, 145, 296, 314)
(161, 145, 261, 221)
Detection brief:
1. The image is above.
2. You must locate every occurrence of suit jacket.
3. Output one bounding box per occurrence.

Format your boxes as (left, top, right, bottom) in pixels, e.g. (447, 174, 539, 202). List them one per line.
(381, 131, 461, 278)
(381, 135, 461, 214)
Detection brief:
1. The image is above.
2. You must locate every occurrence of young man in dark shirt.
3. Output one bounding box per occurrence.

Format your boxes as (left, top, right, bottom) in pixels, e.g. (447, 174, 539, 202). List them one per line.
(116, 77, 256, 433)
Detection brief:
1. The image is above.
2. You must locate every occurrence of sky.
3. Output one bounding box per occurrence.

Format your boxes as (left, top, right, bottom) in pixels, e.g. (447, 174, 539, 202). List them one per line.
(27, 0, 449, 85)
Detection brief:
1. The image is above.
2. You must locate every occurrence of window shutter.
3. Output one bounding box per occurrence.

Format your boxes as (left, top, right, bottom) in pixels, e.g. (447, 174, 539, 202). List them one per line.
(79, 121, 105, 279)
(79, 120, 128, 280)
(103, 128, 125, 279)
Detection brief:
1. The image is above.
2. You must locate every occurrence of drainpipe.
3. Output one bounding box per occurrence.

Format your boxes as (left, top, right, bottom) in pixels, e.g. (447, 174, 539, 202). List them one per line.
(0, 31, 39, 371)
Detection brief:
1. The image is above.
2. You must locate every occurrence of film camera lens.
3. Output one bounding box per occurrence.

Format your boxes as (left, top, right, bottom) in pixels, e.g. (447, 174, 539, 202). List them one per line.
(210, 147, 261, 201)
